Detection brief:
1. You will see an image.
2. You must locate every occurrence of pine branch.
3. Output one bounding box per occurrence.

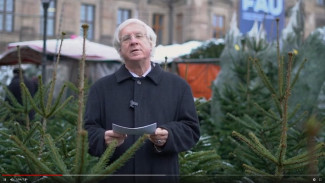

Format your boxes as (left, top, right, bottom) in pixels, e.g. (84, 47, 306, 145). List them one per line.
(21, 83, 44, 116)
(21, 86, 31, 128)
(193, 152, 221, 165)
(243, 164, 273, 176)
(243, 114, 263, 129)
(0, 110, 10, 122)
(47, 96, 73, 118)
(64, 81, 78, 92)
(47, 84, 68, 116)
(54, 127, 72, 143)
(0, 130, 10, 138)
(70, 25, 90, 183)
(74, 130, 88, 182)
(276, 18, 284, 98)
(271, 94, 282, 117)
(251, 58, 278, 97)
(288, 111, 308, 128)
(84, 136, 147, 183)
(23, 122, 41, 144)
(10, 135, 68, 183)
(46, 33, 65, 114)
(0, 99, 24, 113)
(247, 132, 278, 164)
(263, 119, 281, 132)
(284, 152, 324, 168)
(77, 24, 88, 132)
(183, 150, 220, 161)
(60, 139, 68, 158)
(101, 135, 146, 172)
(38, 132, 45, 158)
(277, 53, 294, 173)
(90, 140, 117, 174)
(38, 77, 47, 118)
(44, 134, 70, 177)
(284, 53, 293, 101)
(2, 86, 23, 109)
(83, 141, 118, 183)
(253, 103, 280, 121)
(283, 160, 318, 171)
(290, 58, 307, 89)
(227, 113, 262, 130)
(232, 131, 277, 164)
(16, 46, 31, 129)
(58, 110, 78, 125)
(246, 56, 251, 102)
(13, 122, 26, 140)
(180, 150, 222, 178)
(287, 104, 301, 122)
(284, 143, 325, 164)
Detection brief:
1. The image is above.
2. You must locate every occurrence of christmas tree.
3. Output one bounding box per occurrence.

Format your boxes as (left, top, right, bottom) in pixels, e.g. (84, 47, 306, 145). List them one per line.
(0, 25, 146, 183)
(210, 1, 324, 181)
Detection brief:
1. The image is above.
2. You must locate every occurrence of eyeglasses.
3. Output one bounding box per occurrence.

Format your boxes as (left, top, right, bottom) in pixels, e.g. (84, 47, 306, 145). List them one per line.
(120, 33, 147, 43)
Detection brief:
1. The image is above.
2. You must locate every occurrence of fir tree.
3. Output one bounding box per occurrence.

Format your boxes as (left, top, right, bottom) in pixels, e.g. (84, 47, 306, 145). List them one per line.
(0, 25, 147, 183)
(211, 13, 324, 183)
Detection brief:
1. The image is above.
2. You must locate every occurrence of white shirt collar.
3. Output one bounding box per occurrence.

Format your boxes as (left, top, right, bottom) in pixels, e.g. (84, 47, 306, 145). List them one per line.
(128, 65, 152, 78)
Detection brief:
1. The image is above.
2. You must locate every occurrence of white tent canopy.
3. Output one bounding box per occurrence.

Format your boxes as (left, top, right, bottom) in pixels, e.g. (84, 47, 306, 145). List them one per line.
(152, 41, 203, 63)
(2, 36, 121, 64)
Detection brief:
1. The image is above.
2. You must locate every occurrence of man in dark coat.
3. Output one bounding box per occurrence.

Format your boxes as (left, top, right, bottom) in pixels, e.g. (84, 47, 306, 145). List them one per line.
(6, 68, 38, 122)
(84, 18, 200, 183)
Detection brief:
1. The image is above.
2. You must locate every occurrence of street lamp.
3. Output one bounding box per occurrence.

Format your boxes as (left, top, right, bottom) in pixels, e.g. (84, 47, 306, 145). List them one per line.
(41, 0, 51, 83)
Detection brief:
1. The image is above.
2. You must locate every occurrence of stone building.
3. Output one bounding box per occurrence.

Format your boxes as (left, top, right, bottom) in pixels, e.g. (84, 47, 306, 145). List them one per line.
(0, 0, 325, 53)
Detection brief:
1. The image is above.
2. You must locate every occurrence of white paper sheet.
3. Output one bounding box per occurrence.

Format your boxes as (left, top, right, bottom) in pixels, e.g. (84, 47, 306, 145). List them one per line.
(112, 123, 157, 135)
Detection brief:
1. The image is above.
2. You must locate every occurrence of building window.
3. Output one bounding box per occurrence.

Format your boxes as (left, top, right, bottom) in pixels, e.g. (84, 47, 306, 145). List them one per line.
(0, 0, 14, 32)
(316, 0, 324, 6)
(176, 13, 183, 43)
(212, 14, 225, 38)
(152, 14, 164, 45)
(80, 4, 95, 40)
(117, 8, 131, 26)
(40, 0, 56, 37)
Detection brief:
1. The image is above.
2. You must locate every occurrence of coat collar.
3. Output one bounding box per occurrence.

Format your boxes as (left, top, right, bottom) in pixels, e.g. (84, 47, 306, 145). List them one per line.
(115, 62, 162, 85)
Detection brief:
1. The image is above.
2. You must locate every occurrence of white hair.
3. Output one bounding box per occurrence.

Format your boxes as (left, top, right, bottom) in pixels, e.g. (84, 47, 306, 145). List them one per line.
(112, 18, 157, 57)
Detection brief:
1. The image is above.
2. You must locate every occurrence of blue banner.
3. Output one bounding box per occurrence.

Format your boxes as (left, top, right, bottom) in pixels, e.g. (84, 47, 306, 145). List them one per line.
(239, 0, 285, 41)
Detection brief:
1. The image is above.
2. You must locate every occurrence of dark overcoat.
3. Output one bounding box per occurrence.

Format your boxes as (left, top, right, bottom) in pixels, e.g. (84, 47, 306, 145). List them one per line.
(6, 75, 38, 121)
(84, 62, 200, 183)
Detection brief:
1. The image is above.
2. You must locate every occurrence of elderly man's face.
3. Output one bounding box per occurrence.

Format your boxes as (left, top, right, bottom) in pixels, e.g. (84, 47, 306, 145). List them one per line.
(119, 23, 152, 63)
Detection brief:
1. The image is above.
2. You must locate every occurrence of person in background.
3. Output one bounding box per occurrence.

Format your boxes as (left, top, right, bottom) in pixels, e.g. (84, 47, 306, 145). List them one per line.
(84, 18, 200, 183)
(6, 68, 38, 122)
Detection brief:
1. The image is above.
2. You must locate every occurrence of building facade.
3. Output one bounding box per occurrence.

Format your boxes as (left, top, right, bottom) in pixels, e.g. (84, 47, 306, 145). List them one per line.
(1, 0, 325, 53)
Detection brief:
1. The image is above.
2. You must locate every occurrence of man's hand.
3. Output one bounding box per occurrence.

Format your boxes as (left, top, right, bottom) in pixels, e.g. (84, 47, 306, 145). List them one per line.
(149, 128, 168, 147)
(104, 130, 127, 146)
